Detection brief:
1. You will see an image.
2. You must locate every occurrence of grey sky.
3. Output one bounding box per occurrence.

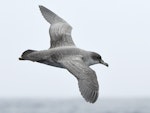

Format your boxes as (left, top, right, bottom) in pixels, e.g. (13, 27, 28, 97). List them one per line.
(0, 0, 150, 99)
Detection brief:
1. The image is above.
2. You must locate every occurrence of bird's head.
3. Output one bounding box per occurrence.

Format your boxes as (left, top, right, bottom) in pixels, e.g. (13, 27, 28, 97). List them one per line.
(91, 52, 109, 67)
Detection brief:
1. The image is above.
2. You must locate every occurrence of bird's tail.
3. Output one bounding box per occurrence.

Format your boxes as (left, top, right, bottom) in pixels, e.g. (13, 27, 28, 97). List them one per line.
(19, 49, 36, 60)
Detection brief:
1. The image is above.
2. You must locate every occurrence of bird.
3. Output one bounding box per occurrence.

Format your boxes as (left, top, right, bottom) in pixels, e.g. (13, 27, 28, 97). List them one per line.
(19, 5, 108, 103)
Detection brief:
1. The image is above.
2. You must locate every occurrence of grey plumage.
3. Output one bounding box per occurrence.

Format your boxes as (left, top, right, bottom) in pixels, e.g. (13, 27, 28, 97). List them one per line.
(19, 5, 108, 103)
(39, 5, 75, 48)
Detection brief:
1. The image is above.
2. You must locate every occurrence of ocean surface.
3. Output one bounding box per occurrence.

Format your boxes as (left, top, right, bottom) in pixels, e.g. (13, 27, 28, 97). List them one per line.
(0, 98, 149, 113)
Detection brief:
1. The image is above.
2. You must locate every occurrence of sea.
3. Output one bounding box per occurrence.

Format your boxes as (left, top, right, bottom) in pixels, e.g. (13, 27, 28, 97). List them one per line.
(0, 98, 149, 113)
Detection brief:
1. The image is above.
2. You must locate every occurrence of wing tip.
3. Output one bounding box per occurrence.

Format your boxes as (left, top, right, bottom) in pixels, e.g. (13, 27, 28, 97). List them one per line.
(83, 91, 99, 103)
(39, 5, 44, 9)
(39, 5, 48, 13)
(39, 5, 52, 24)
(78, 80, 99, 103)
(39, 5, 43, 10)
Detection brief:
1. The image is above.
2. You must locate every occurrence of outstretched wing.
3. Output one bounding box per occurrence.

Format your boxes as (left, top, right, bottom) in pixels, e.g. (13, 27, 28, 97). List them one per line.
(39, 5, 75, 48)
(59, 56, 99, 103)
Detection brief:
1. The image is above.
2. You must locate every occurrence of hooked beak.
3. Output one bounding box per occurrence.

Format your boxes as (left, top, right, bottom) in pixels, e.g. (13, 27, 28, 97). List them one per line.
(100, 59, 109, 67)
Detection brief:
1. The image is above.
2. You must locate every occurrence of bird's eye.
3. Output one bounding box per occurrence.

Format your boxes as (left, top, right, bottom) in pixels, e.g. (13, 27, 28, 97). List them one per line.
(99, 56, 102, 59)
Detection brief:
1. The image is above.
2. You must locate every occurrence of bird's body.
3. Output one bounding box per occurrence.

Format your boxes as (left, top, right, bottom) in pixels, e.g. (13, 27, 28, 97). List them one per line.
(19, 5, 108, 103)
(22, 47, 96, 68)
